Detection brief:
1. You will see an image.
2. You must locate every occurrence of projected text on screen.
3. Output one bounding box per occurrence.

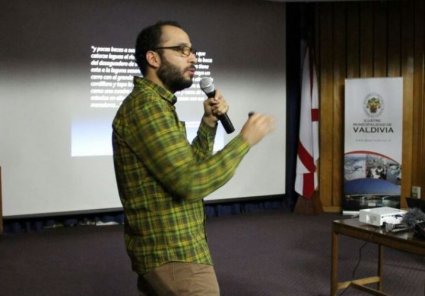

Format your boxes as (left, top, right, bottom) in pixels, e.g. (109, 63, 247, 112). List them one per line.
(72, 46, 215, 157)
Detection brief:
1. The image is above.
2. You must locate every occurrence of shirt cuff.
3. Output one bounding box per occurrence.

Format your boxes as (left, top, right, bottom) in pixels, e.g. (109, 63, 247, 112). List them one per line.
(227, 134, 251, 155)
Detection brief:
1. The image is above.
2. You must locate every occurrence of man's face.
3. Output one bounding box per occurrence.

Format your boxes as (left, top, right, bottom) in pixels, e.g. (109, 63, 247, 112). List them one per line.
(156, 26, 197, 93)
(157, 54, 193, 93)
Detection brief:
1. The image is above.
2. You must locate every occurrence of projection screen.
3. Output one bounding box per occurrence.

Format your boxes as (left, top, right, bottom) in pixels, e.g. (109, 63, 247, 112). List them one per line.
(0, 0, 286, 217)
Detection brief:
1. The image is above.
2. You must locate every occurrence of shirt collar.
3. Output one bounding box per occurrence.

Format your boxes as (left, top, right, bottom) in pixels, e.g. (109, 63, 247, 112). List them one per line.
(133, 76, 177, 105)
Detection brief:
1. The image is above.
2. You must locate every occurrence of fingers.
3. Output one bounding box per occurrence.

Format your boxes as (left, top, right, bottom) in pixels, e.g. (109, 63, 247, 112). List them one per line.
(249, 113, 276, 130)
(209, 90, 229, 116)
(240, 112, 276, 147)
(212, 102, 228, 116)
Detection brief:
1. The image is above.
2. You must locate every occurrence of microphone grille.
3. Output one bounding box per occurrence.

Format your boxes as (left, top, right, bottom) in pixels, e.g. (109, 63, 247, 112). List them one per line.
(200, 77, 215, 94)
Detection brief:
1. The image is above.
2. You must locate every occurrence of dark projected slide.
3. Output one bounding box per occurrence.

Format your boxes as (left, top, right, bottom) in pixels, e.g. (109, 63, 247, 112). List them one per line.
(0, 0, 286, 217)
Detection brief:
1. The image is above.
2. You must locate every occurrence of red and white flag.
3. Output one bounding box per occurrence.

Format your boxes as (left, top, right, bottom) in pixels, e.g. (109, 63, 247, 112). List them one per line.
(295, 48, 319, 199)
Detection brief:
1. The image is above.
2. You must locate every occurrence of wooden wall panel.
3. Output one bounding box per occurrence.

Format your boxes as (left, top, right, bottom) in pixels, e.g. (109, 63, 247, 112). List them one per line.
(400, 0, 415, 208)
(315, 0, 425, 211)
(373, 1, 388, 77)
(387, 1, 401, 77)
(318, 3, 335, 209)
(359, 2, 374, 78)
(346, 3, 360, 78)
(413, 0, 425, 188)
(332, 3, 346, 208)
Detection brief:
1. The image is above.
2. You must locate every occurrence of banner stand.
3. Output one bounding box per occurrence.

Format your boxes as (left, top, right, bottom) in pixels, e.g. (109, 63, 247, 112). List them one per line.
(343, 78, 403, 214)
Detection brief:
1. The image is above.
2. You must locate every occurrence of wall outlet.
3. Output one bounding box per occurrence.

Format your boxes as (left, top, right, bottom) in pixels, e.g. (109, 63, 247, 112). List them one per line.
(412, 186, 421, 199)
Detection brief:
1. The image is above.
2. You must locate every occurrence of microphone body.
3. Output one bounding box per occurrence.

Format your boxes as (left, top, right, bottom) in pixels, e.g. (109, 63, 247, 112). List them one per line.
(200, 77, 235, 134)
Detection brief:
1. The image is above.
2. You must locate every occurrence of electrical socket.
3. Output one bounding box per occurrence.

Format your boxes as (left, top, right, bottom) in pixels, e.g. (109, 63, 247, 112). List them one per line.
(412, 186, 421, 199)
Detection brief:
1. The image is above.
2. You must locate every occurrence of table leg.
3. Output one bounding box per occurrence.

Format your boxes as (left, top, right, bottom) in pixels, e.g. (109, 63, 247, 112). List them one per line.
(377, 244, 383, 291)
(331, 230, 339, 296)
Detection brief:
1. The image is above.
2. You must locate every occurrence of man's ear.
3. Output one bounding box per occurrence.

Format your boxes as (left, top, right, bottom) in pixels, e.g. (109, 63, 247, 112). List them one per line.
(146, 50, 161, 69)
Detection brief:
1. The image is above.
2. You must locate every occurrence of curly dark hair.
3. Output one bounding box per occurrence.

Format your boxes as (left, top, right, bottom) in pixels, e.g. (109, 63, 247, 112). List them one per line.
(134, 21, 183, 75)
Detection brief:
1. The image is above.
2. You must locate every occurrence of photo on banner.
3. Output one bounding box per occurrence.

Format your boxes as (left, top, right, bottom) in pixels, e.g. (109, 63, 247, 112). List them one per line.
(343, 77, 403, 215)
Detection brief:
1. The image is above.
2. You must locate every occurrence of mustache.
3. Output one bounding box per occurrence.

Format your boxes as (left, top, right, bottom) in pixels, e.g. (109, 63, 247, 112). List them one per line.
(186, 65, 196, 72)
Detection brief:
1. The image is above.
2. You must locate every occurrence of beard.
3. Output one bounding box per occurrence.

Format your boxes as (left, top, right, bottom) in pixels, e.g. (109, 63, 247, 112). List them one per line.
(157, 56, 193, 93)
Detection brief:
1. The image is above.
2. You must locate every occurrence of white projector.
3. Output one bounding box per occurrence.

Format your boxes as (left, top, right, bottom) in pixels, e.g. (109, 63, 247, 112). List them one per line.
(359, 207, 407, 226)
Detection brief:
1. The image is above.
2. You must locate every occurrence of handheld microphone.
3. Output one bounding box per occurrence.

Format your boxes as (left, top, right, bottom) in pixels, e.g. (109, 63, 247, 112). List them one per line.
(200, 77, 235, 134)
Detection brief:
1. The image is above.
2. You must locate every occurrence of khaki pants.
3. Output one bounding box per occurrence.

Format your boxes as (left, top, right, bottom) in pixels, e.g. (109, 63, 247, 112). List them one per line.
(138, 262, 220, 296)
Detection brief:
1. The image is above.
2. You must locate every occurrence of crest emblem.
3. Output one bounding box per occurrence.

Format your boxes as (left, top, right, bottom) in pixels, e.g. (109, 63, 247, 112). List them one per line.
(363, 93, 384, 117)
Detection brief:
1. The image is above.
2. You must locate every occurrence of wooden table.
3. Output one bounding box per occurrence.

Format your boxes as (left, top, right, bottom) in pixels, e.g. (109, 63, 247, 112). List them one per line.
(331, 218, 425, 295)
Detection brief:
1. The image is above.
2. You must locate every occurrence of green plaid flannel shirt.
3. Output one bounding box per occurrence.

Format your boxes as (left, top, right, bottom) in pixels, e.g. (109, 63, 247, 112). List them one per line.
(112, 77, 250, 275)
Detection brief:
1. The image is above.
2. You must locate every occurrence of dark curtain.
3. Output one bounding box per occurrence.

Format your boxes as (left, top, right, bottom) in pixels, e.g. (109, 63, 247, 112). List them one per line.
(285, 3, 316, 210)
(285, 3, 302, 210)
(3, 199, 288, 234)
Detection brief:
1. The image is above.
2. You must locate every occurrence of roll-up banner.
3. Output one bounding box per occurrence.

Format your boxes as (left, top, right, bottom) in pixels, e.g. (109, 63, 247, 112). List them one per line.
(343, 78, 403, 215)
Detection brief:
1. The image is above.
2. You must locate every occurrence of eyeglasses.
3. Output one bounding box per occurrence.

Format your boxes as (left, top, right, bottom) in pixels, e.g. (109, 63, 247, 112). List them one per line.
(153, 45, 197, 57)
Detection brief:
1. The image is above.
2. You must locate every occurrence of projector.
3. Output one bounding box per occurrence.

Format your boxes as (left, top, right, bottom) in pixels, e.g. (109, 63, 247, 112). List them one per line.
(359, 207, 407, 226)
